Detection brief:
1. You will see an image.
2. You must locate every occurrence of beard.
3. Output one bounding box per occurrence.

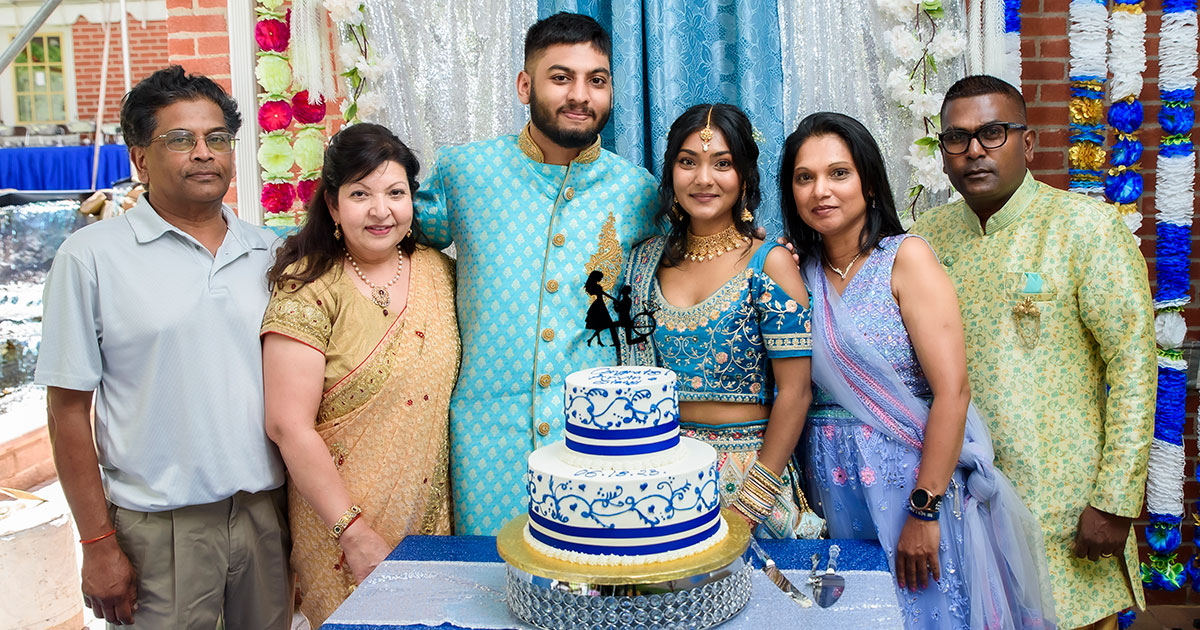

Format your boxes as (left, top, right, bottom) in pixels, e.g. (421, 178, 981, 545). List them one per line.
(528, 83, 611, 149)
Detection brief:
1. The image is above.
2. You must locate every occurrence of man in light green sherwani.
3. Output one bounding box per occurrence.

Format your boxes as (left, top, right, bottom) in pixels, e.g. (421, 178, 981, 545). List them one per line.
(912, 76, 1156, 630)
(416, 14, 657, 535)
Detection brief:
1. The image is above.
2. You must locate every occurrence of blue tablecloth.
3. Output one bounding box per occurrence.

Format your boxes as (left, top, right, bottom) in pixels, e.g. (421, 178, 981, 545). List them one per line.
(321, 536, 892, 630)
(0, 144, 130, 191)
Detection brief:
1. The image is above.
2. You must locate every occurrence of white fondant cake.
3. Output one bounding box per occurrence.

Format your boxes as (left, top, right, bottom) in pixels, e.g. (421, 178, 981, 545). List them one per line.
(525, 366, 726, 565)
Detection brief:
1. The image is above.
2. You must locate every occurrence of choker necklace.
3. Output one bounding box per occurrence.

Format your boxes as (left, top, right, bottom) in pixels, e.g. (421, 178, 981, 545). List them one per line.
(825, 250, 863, 280)
(346, 244, 404, 314)
(684, 224, 750, 262)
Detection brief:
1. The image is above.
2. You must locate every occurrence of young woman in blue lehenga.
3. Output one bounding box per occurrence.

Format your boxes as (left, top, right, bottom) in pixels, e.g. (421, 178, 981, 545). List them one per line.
(782, 112, 1056, 629)
(623, 104, 823, 539)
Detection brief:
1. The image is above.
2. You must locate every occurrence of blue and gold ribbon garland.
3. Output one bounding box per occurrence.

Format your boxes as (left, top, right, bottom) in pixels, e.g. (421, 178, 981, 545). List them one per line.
(1145, 0, 1197, 596)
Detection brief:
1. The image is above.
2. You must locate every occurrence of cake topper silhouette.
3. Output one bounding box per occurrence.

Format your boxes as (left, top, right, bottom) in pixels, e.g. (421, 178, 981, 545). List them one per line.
(583, 270, 656, 364)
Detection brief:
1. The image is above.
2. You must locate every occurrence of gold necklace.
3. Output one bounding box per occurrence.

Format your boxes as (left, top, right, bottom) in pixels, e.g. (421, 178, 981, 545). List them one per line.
(825, 250, 863, 280)
(346, 245, 404, 313)
(684, 224, 750, 262)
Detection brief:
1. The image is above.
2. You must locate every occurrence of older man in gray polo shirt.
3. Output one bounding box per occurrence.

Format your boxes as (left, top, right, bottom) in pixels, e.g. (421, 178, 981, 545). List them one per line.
(35, 66, 290, 629)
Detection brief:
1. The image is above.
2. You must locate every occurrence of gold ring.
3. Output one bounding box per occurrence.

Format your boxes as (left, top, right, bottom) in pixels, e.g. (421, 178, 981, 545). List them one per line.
(1100, 552, 1114, 558)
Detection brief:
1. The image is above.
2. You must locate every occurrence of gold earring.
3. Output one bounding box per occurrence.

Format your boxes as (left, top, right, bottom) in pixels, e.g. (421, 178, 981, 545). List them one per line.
(671, 200, 683, 219)
(405, 228, 412, 238)
(333, 223, 342, 240)
(739, 183, 752, 222)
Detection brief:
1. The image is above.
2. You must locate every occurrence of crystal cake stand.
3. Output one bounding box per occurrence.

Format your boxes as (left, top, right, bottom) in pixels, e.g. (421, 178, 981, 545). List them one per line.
(496, 509, 752, 630)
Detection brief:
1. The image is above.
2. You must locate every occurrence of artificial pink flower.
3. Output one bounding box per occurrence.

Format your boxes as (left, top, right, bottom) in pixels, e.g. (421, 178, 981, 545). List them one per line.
(297, 177, 320, 204)
(261, 181, 296, 214)
(254, 19, 290, 52)
(292, 91, 327, 124)
(258, 99, 292, 132)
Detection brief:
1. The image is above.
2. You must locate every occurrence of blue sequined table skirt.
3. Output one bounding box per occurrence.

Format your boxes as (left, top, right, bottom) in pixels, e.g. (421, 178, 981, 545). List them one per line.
(320, 536, 900, 630)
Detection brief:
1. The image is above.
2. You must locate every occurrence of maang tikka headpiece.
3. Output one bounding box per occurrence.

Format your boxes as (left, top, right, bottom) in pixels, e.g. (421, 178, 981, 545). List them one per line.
(699, 106, 714, 152)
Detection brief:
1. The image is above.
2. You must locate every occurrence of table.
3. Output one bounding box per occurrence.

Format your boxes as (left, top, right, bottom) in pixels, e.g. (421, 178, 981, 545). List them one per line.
(321, 536, 901, 630)
(0, 144, 130, 191)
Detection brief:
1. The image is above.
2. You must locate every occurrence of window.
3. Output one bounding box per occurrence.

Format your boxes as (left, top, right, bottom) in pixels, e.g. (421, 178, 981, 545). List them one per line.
(12, 34, 67, 124)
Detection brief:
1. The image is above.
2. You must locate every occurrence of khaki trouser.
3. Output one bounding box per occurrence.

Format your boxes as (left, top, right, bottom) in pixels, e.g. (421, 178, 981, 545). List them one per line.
(109, 487, 291, 630)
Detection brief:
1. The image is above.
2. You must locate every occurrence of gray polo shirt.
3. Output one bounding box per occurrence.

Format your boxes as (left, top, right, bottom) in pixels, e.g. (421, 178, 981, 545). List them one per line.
(35, 197, 285, 512)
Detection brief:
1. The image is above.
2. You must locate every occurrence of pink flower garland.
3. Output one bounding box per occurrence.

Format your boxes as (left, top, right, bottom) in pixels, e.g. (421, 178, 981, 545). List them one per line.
(255, 1, 327, 229)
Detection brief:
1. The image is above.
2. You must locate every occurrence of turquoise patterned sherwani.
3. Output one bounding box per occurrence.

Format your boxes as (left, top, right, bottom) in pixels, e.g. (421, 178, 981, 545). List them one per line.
(417, 124, 659, 535)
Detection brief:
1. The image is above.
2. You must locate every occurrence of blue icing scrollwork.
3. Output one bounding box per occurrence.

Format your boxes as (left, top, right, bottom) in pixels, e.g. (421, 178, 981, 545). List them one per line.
(565, 387, 677, 430)
(527, 471, 718, 528)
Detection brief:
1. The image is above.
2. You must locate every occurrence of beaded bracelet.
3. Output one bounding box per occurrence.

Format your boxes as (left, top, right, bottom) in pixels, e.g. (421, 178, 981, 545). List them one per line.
(329, 504, 363, 541)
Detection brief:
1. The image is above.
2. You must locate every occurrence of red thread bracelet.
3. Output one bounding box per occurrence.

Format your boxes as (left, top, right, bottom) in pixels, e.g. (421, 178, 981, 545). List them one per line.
(343, 511, 362, 533)
(80, 528, 116, 545)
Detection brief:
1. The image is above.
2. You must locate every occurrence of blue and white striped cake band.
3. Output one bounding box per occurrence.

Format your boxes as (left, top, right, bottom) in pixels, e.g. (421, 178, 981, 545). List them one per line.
(564, 420, 680, 456)
(527, 507, 721, 556)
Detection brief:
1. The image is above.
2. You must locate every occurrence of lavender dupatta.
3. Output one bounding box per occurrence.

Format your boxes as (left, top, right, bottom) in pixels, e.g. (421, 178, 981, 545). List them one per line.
(804, 260, 1057, 630)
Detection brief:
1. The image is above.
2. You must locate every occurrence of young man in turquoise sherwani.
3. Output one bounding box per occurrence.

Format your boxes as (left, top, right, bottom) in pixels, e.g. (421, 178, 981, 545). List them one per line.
(417, 13, 659, 535)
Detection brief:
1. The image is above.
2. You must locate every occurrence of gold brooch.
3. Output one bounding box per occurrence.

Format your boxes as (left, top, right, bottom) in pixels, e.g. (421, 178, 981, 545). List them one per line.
(1011, 297, 1041, 349)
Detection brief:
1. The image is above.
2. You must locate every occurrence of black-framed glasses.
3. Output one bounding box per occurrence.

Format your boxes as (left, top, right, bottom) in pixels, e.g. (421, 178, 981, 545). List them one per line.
(148, 130, 236, 153)
(937, 122, 1027, 155)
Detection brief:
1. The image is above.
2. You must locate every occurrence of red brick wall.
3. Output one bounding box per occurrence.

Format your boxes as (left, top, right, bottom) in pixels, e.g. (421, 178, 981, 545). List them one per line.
(1022, 0, 1200, 606)
(70, 15, 169, 124)
(165, 0, 236, 205)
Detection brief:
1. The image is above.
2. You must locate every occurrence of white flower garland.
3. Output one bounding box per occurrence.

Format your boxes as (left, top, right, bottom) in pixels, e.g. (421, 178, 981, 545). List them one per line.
(877, 0, 966, 215)
(324, 0, 390, 123)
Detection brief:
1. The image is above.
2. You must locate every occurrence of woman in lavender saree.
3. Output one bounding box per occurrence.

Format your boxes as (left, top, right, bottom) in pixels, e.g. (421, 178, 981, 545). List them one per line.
(781, 112, 1055, 629)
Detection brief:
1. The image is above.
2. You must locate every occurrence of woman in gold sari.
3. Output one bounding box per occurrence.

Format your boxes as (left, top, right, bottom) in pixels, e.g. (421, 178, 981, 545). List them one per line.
(261, 123, 458, 626)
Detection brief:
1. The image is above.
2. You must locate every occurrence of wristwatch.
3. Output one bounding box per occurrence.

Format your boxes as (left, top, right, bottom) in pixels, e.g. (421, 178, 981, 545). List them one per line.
(908, 488, 943, 520)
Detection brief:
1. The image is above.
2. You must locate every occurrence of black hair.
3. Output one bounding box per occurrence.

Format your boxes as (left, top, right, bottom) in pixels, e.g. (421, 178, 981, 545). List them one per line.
(119, 65, 241, 147)
(267, 123, 423, 289)
(524, 12, 612, 68)
(779, 112, 904, 266)
(941, 74, 1027, 121)
(657, 103, 760, 267)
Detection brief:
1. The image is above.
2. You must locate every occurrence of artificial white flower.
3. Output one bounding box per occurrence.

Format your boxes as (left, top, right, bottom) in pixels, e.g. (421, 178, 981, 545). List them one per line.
(324, 0, 363, 25)
(355, 91, 385, 121)
(876, 0, 919, 22)
(885, 68, 916, 107)
(355, 57, 394, 82)
(910, 91, 944, 119)
(885, 26, 923, 63)
(338, 42, 362, 68)
(928, 30, 967, 61)
(905, 146, 949, 192)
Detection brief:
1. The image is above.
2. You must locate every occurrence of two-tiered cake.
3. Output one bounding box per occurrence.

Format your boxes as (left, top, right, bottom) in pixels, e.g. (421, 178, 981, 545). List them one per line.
(523, 366, 727, 565)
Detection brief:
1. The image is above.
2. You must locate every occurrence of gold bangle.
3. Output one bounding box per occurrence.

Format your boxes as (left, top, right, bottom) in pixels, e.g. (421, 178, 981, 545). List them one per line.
(329, 504, 363, 541)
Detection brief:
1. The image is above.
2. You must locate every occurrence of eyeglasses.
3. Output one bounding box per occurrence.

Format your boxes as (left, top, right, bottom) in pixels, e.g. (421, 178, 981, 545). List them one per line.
(148, 130, 236, 153)
(937, 122, 1027, 155)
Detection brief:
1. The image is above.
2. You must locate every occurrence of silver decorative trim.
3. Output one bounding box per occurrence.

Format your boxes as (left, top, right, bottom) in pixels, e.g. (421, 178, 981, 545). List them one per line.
(505, 558, 752, 630)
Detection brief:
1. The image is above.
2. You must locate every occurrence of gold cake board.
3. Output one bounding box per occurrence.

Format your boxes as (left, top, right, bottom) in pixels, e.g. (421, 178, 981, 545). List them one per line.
(496, 509, 751, 585)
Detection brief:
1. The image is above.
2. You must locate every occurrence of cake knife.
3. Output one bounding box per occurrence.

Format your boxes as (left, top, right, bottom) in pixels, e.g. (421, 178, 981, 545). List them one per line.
(747, 538, 813, 608)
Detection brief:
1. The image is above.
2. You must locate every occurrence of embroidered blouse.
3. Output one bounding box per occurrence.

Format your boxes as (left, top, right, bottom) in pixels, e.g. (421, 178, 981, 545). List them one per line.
(626, 238, 811, 404)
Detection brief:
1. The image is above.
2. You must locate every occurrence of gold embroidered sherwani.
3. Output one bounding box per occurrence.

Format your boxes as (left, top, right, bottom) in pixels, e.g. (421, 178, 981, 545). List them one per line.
(912, 172, 1156, 627)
